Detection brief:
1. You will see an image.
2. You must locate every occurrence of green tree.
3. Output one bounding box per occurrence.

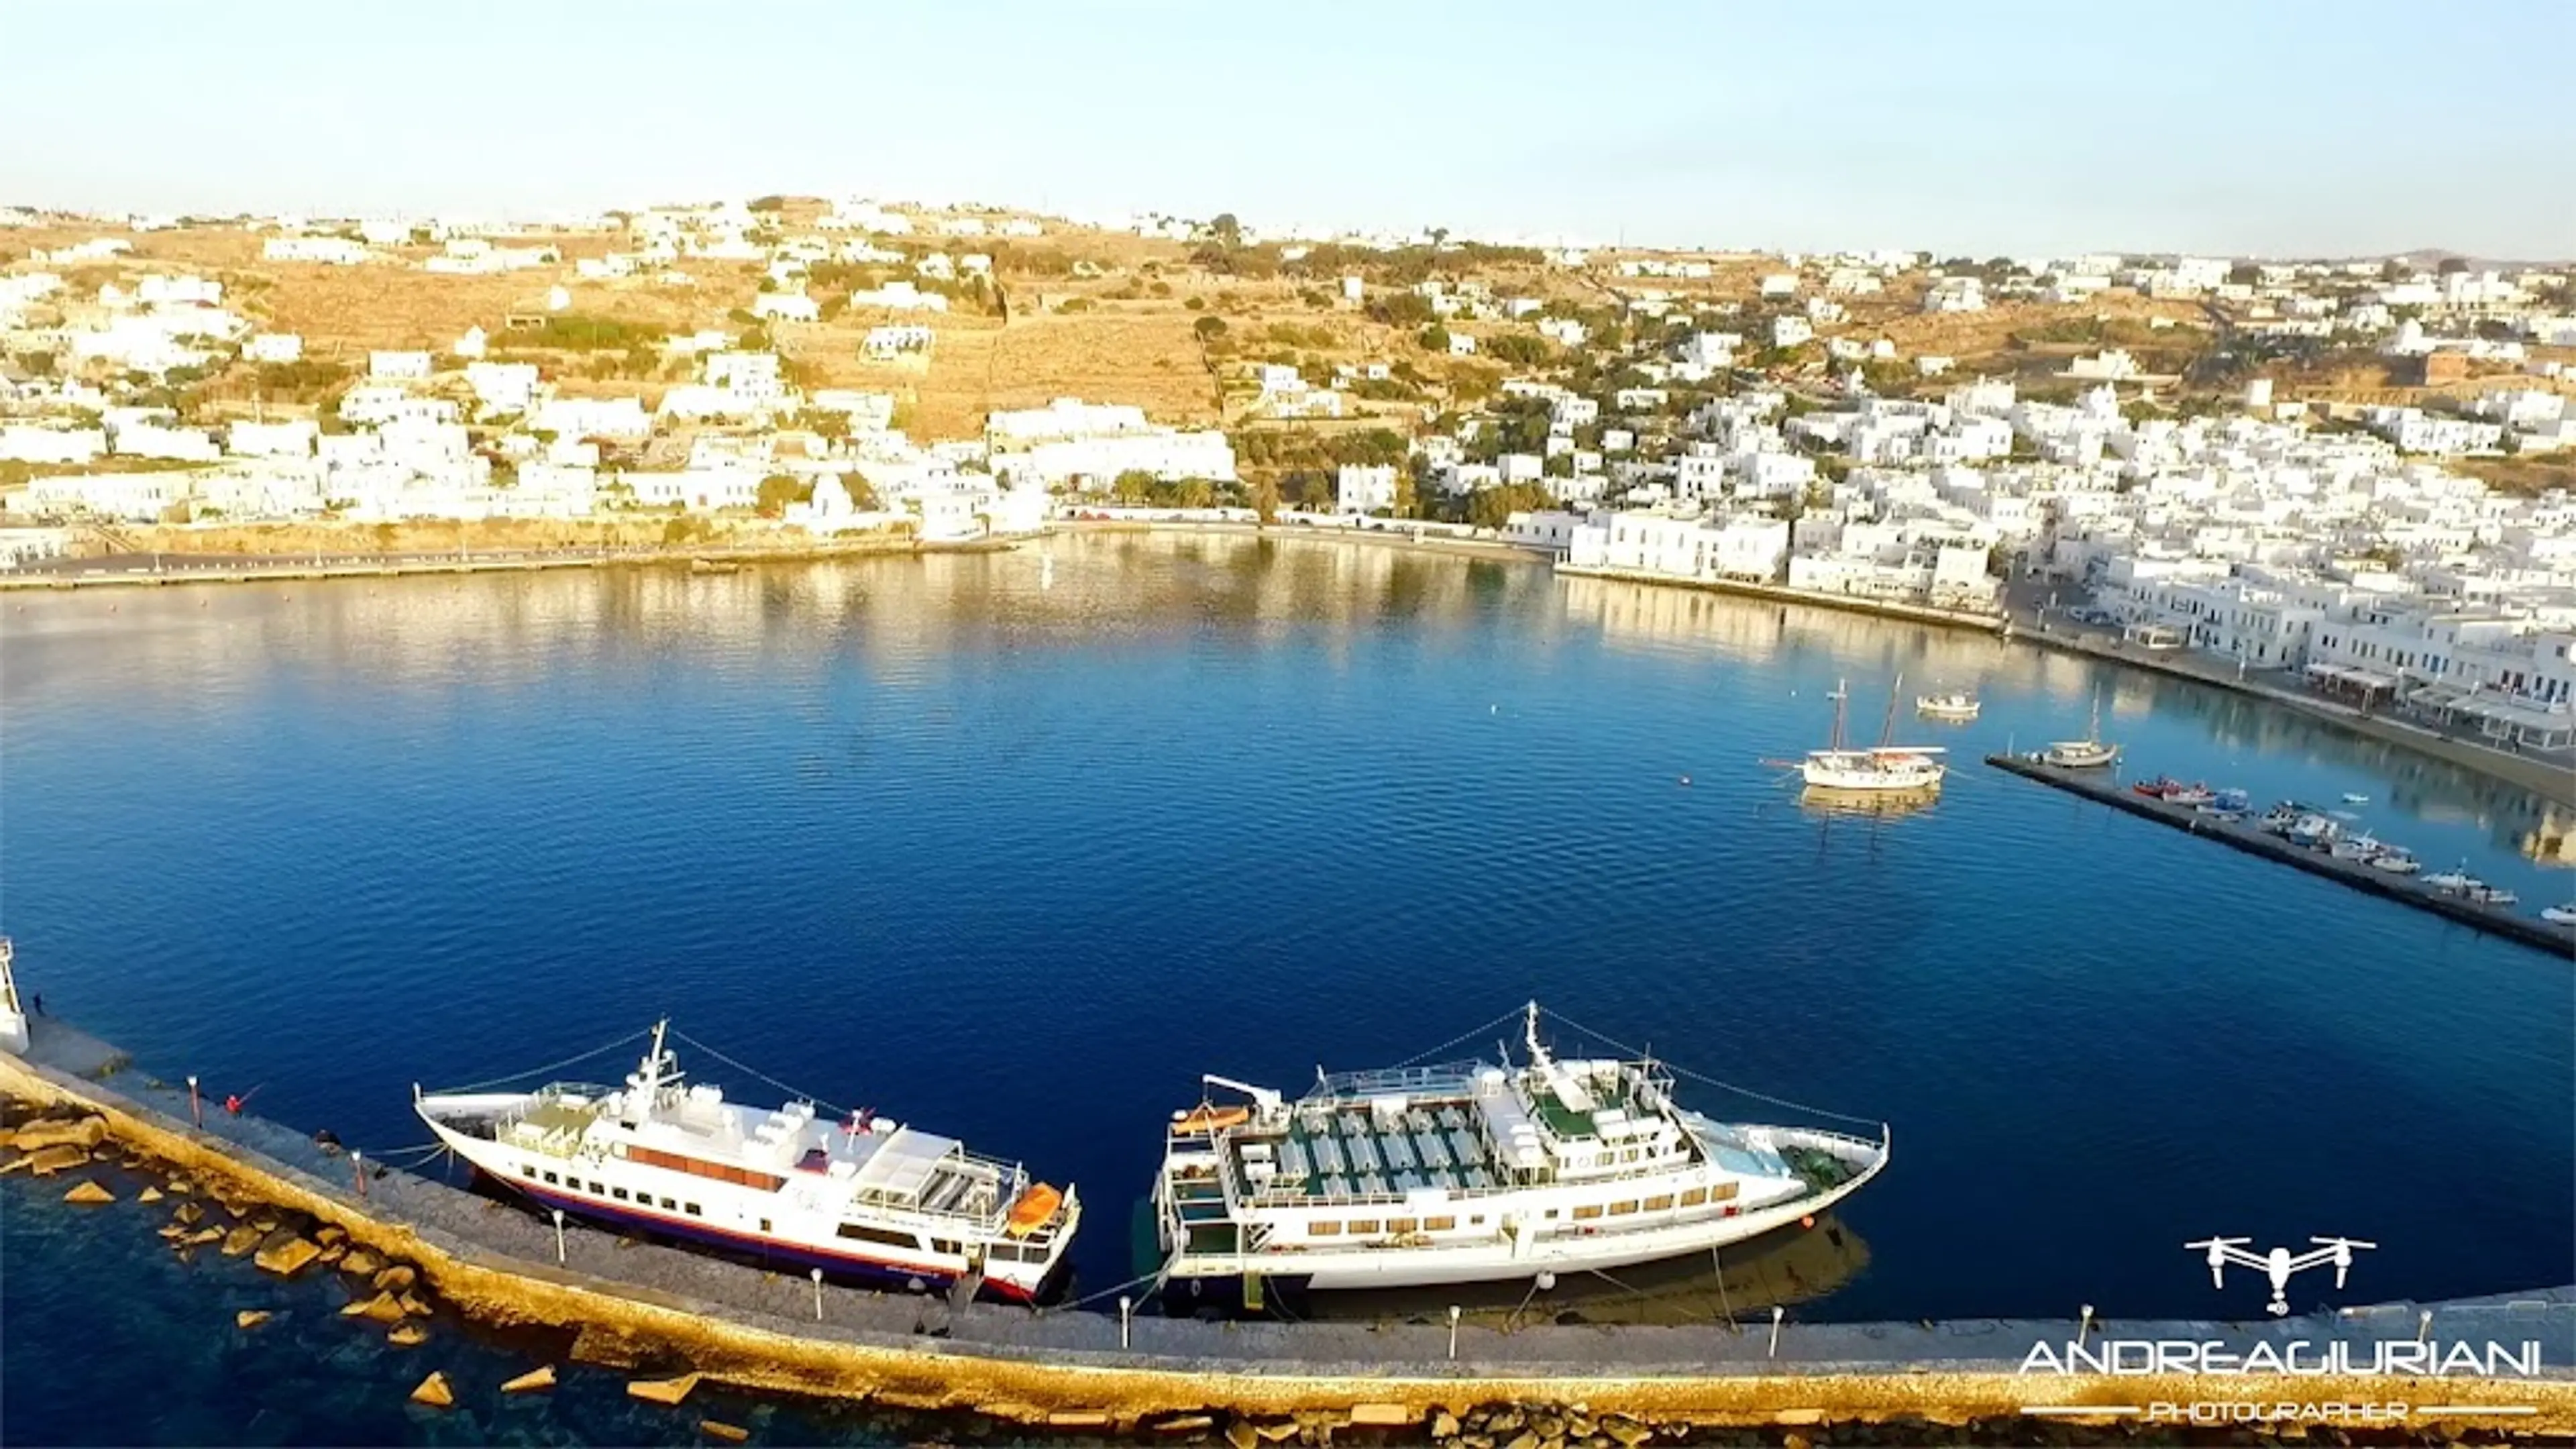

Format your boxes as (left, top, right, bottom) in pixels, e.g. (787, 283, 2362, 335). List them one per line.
(1193, 315, 1228, 342)
(1252, 474, 1281, 526)
(1417, 324, 1450, 352)
(1173, 476, 1215, 509)
(755, 473, 812, 516)
(1112, 469, 1157, 504)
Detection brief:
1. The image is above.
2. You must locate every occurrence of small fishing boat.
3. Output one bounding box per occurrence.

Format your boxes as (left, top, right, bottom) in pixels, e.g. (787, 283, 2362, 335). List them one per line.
(1916, 691, 1980, 720)
(2341, 792, 2371, 805)
(2424, 864, 2479, 893)
(2468, 884, 2519, 906)
(2542, 905, 2576, 926)
(2287, 813, 2341, 848)
(2257, 800, 2319, 835)
(2327, 833, 2385, 863)
(2368, 847, 2420, 875)
(2163, 783, 2217, 808)
(2131, 775, 2184, 799)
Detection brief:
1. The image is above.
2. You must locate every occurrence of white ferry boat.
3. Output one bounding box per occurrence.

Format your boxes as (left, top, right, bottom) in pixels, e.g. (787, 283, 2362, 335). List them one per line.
(1788, 678, 1945, 793)
(415, 1022, 1079, 1302)
(1151, 1005, 1888, 1297)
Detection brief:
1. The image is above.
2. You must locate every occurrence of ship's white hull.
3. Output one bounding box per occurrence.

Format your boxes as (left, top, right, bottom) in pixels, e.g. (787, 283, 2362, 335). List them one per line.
(417, 1093, 1071, 1301)
(1165, 1126, 1886, 1291)
(1800, 759, 1945, 792)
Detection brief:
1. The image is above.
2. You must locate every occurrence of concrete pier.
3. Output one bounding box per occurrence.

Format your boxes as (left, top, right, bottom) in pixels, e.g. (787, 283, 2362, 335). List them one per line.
(1986, 752, 2576, 959)
(5, 1013, 2571, 1436)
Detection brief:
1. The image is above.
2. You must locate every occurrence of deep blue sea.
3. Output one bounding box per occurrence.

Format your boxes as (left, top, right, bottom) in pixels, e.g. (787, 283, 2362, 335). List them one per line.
(3, 533, 2570, 1444)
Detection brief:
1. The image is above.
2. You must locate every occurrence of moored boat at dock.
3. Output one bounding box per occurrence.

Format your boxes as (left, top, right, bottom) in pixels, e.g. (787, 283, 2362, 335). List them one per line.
(1915, 690, 1980, 720)
(1150, 1004, 1889, 1299)
(416, 1022, 1079, 1301)
(2040, 687, 2119, 769)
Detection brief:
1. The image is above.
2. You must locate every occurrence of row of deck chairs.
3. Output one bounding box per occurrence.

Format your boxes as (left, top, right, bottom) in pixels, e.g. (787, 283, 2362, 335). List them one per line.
(1263, 1105, 1502, 1201)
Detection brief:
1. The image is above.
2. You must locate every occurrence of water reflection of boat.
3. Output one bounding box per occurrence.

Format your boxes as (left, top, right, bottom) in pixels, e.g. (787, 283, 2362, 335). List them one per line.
(1264, 1210, 1872, 1329)
(1800, 784, 1939, 819)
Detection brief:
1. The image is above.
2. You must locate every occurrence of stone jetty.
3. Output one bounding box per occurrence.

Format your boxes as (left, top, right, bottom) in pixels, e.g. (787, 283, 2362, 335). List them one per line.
(5, 1011, 2571, 1440)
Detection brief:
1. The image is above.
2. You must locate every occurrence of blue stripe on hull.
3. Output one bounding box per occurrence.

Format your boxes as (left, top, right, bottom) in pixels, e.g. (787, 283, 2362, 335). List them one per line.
(512, 1179, 965, 1295)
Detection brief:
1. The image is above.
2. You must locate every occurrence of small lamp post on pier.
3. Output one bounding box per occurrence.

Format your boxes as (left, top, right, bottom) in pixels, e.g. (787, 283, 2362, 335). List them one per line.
(1118, 1295, 1132, 1350)
(1769, 1304, 1785, 1358)
(552, 1210, 566, 1265)
(352, 1149, 366, 1200)
(187, 1075, 201, 1130)
(1448, 1303, 1462, 1360)
(2078, 1303, 2095, 1346)
(810, 1267, 825, 1322)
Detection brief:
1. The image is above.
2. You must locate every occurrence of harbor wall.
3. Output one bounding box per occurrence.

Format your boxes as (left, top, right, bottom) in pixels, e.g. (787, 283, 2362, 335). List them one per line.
(6, 1019, 2569, 1436)
(1985, 753, 2576, 957)
(1554, 564, 2010, 635)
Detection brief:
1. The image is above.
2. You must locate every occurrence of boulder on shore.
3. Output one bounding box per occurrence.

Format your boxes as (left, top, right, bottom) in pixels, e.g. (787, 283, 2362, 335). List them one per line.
(24, 1144, 90, 1177)
(343, 1291, 408, 1326)
(221, 1225, 265, 1257)
(386, 1322, 428, 1348)
(372, 1265, 417, 1293)
(235, 1310, 272, 1330)
(255, 1237, 323, 1277)
(64, 1180, 115, 1205)
(138, 1186, 164, 1204)
(13, 1116, 107, 1152)
(626, 1372, 702, 1407)
(501, 1365, 557, 1395)
(410, 1372, 453, 1409)
(337, 1249, 382, 1277)
(701, 1422, 750, 1444)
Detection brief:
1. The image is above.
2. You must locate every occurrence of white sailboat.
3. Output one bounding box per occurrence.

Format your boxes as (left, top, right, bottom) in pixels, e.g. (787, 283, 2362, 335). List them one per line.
(2042, 687, 2120, 769)
(1151, 1004, 1888, 1295)
(1792, 677, 1946, 793)
(416, 1022, 1079, 1301)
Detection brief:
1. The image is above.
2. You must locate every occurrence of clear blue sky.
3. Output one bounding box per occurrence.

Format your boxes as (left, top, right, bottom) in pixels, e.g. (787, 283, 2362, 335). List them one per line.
(7, 0, 2569, 259)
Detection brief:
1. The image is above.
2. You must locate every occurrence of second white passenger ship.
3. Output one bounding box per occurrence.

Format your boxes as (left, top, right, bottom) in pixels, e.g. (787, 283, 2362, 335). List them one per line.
(1152, 1005, 1888, 1296)
(416, 1022, 1079, 1301)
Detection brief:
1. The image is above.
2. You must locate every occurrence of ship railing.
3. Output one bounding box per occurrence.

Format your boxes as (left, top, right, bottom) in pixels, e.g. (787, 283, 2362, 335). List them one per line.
(1304, 1062, 1489, 1104)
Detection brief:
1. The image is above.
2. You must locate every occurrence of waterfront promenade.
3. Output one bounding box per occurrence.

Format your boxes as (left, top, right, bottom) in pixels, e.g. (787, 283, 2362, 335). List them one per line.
(5, 1014, 2571, 1435)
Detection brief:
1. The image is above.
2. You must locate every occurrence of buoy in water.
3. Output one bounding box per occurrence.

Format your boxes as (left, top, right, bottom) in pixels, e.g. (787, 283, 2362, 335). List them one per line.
(1679, 775, 1691, 786)
(1801, 1214, 1816, 1230)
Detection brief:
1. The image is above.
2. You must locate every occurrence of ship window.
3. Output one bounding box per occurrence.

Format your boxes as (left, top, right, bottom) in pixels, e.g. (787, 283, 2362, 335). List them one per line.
(1469, 1216, 1484, 1227)
(760, 1218, 773, 1234)
(1609, 1199, 1639, 1216)
(1644, 1195, 1674, 1212)
(1387, 1218, 1417, 1234)
(1572, 1204, 1604, 1221)
(588, 1181, 604, 1195)
(1424, 1216, 1456, 1232)
(1308, 1221, 1342, 1237)
(612, 1187, 629, 1201)
(1544, 1209, 1560, 1220)
(661, 1197, 677, 1210)
(1711, 1180, 1739, 1203)
(686, 1203, 702, 1216)
(1347, 1220, 1381, 1236)
(522, 1165, 536, 1179)
(543, 1171, 559, 1185)
(838, 1224, 920, 1250)
(1680, 1187, 1707, 1207)
(932, 1238, 960, 1256)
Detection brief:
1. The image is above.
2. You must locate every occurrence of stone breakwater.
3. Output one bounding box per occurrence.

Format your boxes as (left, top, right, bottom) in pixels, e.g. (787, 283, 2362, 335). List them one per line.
(5, 1015, 2571, 1443)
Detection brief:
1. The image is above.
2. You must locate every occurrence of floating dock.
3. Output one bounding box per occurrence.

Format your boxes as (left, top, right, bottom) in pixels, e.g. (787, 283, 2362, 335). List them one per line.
(5, 1012, 2573, 1440)
(1986, 753, 2575, 959)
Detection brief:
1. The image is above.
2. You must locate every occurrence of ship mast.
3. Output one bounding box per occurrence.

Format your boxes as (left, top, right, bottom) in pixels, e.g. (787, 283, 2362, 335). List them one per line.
(1522, 1001, 1553, 1072)
(1878, 671, 1903, 750)
(1827, 679, 1848, 752)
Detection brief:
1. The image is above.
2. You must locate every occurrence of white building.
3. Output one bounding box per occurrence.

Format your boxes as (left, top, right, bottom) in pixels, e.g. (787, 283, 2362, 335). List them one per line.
(1336, 464, 1398, 515)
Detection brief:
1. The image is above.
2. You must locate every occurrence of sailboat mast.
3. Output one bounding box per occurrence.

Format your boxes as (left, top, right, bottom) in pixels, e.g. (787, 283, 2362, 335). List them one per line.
(1878, 672, 1902, 749)
(1829, 678, 1848, 751)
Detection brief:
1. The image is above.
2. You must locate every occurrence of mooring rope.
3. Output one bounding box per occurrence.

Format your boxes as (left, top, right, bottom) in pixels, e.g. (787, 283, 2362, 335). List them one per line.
(669, 1028, 855, 1119)
(427, 1027, 652, 1095)
(1538, 1006, 1882, 1130)
(1389, 1004, 1529, 1070)
(1049, 1265, 1168, 1316)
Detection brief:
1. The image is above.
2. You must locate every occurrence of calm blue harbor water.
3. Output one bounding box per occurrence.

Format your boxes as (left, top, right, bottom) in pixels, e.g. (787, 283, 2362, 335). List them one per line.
(3, 533, 2570, 1442)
